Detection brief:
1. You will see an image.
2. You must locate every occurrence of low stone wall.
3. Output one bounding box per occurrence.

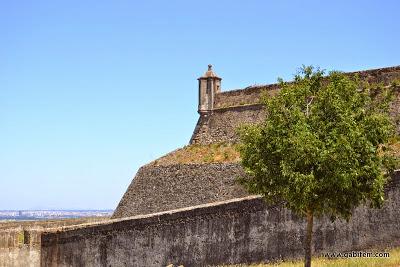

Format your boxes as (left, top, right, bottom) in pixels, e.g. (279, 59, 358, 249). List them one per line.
(112, 163, 249, 218)
(0, 218, 109, 267)
(41, 172, 400, 267)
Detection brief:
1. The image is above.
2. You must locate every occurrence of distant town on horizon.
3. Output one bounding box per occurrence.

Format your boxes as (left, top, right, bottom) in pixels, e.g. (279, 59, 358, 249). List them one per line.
(0, 210, 113, 221)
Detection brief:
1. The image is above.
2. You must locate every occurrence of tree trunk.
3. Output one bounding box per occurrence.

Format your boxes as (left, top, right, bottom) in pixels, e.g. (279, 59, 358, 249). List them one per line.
(304, 210, 314, 267)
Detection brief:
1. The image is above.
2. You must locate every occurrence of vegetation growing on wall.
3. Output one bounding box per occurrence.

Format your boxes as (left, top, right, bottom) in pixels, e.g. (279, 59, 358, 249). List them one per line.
(150, 143, 241, 165)
(17, 231, 24, 246)
(149, 139, 400, 167)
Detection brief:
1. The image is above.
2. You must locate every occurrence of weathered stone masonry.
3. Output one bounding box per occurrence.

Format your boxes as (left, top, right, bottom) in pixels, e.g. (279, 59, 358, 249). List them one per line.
(0, 218, 107, 267)
(191, 65, 400, 145)
(189, 104, 266, 145)
(41, 172, 400, 267)
(112, 163, 249, 218)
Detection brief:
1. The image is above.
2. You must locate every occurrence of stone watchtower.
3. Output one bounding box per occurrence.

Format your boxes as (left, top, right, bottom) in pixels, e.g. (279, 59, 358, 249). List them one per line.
(198, 64, 222, 114)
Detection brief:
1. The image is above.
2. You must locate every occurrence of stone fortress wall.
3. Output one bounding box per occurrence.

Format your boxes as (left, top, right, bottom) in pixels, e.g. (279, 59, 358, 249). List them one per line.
(41, 172, 400, 267)
(191, 66, 400, 145)
(38, 65, 400, 266)
(1, 66, 398, 266)
(114, 65, 400, 219)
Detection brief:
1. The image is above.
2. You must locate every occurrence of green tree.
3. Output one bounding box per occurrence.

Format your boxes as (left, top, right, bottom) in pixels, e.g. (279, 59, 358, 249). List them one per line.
(238, 66, 397, 267)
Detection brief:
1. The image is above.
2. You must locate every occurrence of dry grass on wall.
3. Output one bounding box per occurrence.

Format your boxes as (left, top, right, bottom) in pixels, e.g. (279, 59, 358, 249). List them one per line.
(150, 138, 400, 167)
(150, 143, 241, 165)
(150, 137, 400, 168)
(389, 137, 400, 160)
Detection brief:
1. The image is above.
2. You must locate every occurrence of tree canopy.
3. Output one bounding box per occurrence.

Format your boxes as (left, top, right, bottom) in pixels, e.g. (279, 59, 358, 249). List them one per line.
(238, 66, 398, 266)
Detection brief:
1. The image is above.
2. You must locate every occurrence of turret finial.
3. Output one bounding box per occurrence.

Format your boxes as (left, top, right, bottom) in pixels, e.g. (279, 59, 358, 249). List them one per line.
(208, 64, 212, 71)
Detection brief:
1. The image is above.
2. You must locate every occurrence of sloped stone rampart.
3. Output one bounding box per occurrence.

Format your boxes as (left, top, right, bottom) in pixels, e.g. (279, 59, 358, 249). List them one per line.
(112, 163, 249, 218)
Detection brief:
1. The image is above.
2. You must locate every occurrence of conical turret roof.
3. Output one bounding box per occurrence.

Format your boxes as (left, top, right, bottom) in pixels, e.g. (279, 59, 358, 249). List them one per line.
(199, 64, 221, 79)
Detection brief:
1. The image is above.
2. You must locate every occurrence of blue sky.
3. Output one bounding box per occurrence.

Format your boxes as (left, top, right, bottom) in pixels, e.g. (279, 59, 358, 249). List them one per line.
(1, 1, 399, 210)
